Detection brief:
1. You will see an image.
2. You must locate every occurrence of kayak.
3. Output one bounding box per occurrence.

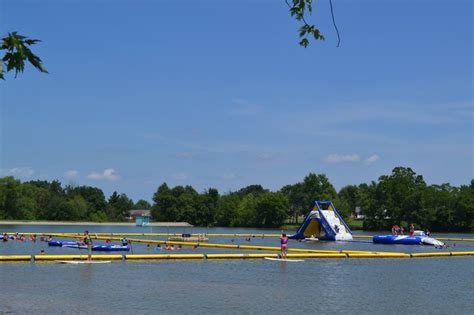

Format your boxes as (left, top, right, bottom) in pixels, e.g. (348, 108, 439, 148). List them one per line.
(63, 244, 130, 251)
(48, 240, 79, 247)
(48, 240, 129, 251)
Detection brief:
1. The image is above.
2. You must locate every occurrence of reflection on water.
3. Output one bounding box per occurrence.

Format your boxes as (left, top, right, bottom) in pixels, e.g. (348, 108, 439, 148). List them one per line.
(0, 226, 473, 314)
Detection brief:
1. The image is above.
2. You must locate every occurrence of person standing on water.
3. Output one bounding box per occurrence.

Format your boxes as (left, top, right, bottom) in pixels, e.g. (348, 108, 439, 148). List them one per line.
(280, 233, 289, 259)
(83, 230, 93, 261)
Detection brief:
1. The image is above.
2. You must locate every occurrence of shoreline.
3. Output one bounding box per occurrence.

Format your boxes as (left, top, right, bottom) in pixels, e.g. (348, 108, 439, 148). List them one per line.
(0, 220, 193, 227)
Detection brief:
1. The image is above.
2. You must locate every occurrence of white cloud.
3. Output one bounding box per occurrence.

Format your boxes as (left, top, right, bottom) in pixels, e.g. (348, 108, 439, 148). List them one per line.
(365, 154, 380, 164)
(171, 173, 187, 181)
(324, 154, 360, 163)
(86, 168, 120, 181)
(64, 170, 79, 179)
(0, 167, 34, 178)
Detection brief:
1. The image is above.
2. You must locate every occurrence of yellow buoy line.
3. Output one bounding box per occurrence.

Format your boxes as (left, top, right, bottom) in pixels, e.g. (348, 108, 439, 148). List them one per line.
(8, 232, 474, 242)
(1, 251, 474, 262)
(6, 232, 281, 238)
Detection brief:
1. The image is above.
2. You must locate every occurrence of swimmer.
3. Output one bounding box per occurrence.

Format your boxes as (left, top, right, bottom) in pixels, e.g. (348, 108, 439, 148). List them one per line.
(40, 249, 45, 255)
(121, 237, 129, 246)
(156, 244, 162, 251)
(2, 233, 8, 242)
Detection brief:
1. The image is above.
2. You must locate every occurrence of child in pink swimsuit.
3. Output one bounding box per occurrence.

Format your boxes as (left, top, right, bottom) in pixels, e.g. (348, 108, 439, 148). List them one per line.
(280, 233, 288, 259)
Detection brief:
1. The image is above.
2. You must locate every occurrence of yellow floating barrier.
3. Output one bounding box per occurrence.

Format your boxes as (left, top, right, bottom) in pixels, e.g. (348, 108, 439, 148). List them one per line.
(34, 254, 123, 261)
(125, 254, 204, 260)
(450, 251, 474, 256)
(410, 252, 453, 258)
(286, 253, 348, 259)
(0, 255, 31, 261)
(347, 253, 411, 258)
(206, 253, 278, 259)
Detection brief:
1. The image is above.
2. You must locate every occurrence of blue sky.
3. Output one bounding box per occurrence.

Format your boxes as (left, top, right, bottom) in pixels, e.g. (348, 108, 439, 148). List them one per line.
(0, 0, 472, 201)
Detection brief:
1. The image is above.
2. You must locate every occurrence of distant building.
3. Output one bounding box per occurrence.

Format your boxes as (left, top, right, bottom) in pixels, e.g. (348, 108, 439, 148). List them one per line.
(353, 207, 365, 219)
(128, 209, 151, 226)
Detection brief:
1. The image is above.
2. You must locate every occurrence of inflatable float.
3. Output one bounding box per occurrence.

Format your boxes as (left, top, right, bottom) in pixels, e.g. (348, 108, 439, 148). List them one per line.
(290, 200, 353, 241)
(48, 240, 130, 251)
(373, 234, 444, 247)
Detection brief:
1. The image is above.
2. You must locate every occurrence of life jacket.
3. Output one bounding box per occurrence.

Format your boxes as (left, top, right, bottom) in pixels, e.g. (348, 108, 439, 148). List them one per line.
(84, 235, 92, 245)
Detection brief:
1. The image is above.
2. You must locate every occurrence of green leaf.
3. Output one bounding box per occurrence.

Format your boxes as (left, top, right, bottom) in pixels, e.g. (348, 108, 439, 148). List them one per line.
(299, 38, 309, 48)
(0, 32, 48, 80)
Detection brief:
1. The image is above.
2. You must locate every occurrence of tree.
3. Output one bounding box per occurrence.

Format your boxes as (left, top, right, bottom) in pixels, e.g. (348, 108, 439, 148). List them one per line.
(195, 188, 220, 226)
(236, 185, 268, 198)
(231, 193, 259, 227)
(1, 32, 47, 80)
(254, 192, 289, 228)
(106, 192, 134, 221)
(215, 193, 241, 227)
(301, 173, 339, 214)
(134, 199, 151, 209)
(363, 167, 427, 230)
(338, 185, 359, 215)
(67, 186, 107, 218)
(280, 183, 305, 223)
(454, 180, 474, 232)
(0, 177, 21, 219)
(152, 183, 176, 221)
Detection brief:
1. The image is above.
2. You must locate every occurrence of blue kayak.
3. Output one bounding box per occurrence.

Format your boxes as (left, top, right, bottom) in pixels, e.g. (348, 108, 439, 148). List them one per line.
(64, 244, 130, 251)
(48, 240, 79, 247)
(48, 240, 130, 251)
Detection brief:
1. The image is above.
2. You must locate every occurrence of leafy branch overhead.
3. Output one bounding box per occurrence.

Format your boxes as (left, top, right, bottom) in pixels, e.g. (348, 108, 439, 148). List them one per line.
(0, 32, 48, 80)
(286, 0, 340, 48)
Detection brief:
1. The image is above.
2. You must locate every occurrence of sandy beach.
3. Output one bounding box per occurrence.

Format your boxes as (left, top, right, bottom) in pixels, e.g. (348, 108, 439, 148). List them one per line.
(0, 220, 192, 227)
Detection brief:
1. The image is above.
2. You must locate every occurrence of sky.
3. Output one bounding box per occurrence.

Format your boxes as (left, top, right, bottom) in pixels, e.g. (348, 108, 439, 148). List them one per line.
(0, 0, 472, 201)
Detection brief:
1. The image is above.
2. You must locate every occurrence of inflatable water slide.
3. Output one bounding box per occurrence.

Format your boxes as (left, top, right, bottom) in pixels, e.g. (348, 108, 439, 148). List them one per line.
(290, 200, 353, 241)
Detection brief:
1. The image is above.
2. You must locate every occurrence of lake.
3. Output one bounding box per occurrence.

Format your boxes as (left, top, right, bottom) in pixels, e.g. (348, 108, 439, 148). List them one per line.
(1, 225, 473, 314)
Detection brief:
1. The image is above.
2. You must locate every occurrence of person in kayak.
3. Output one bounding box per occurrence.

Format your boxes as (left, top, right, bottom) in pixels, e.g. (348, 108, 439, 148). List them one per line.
(83, 230, 93, 261)
(280, 233, 289, 259)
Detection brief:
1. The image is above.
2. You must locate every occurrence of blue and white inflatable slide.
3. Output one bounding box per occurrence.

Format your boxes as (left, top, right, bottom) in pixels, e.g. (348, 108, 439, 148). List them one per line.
(290, 200, 353, 241)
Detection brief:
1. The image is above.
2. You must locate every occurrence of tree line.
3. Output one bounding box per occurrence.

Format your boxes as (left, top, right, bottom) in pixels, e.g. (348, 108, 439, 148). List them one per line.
(0, 167, 472, 232)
